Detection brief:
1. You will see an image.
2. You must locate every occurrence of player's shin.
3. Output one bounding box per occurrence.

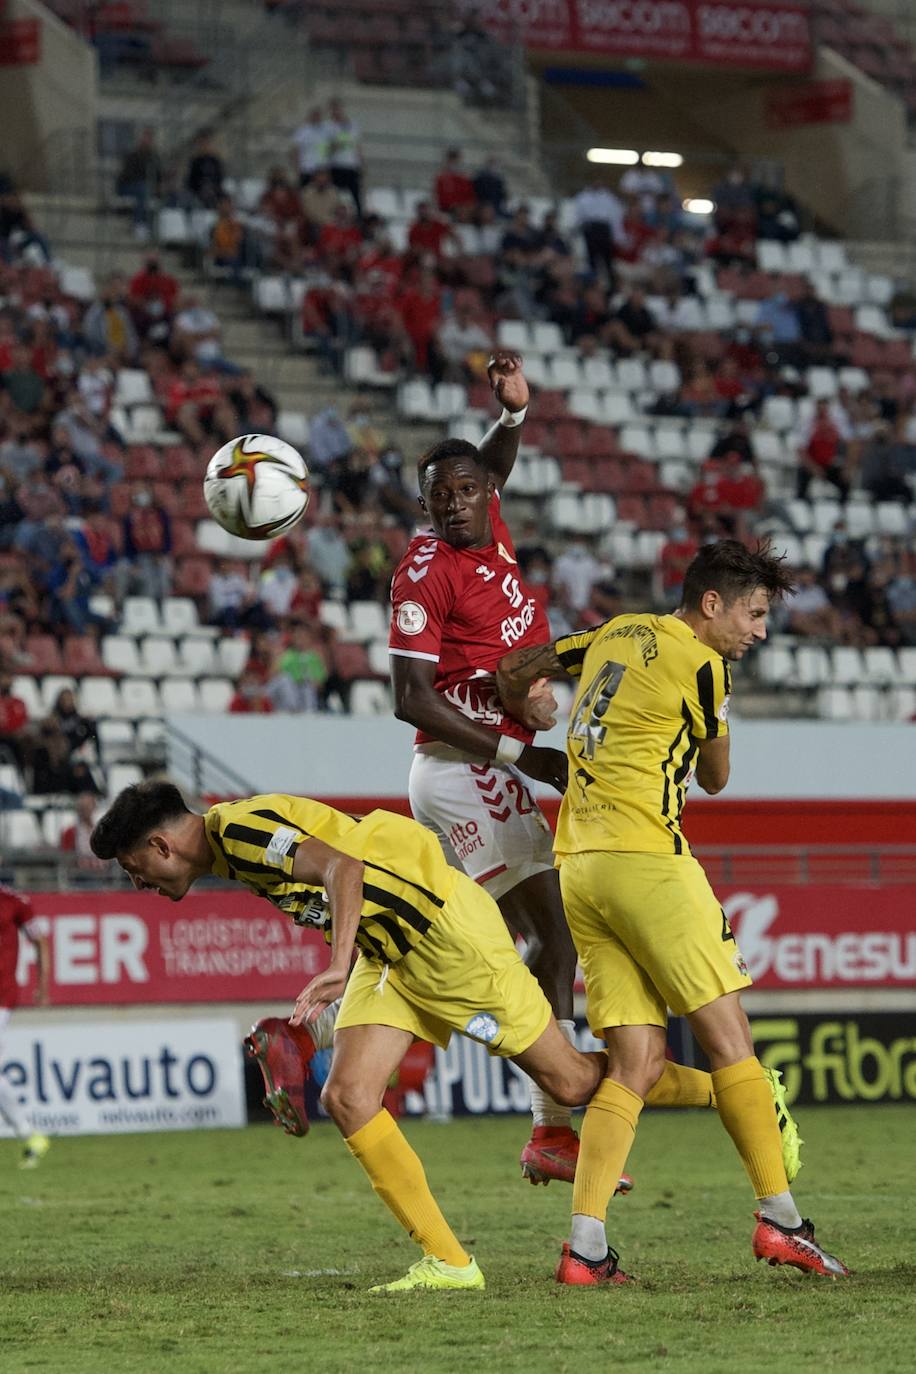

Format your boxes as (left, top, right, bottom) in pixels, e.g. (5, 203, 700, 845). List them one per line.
(345, 1108, 470, 1267)
(570, 1080, 643, 1255)
(644, 1061, 716, 1109)
(712, 1056, 801, 1226)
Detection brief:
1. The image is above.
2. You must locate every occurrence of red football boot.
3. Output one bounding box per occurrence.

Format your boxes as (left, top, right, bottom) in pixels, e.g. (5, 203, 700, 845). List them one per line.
(520, 1126, 634, 1195)
(752, 1212, 849, 1278)
(243, 1017, 315, 1137)
(555, 1243, 634, 1286)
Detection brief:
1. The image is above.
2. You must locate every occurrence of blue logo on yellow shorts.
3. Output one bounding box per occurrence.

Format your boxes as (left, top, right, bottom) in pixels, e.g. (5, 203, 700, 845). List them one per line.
(464, 1013, 500, 1044)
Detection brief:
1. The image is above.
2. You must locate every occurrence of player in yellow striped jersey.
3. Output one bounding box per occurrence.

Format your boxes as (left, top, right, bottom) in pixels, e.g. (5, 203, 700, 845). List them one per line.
(498, 540, 848, 1284)
(90, 781, 611, 1292)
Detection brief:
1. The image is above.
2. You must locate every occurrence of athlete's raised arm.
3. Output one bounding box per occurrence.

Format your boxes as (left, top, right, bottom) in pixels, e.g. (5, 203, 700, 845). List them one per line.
(496, 640, 567, 723)
(477, 350, 530, 490)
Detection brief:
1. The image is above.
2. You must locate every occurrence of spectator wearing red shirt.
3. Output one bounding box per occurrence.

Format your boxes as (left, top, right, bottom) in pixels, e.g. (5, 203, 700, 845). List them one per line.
(688, 454, 764, 536)
(317, 203, 363, 271)
(230, 669, 275, 713)
(258, 168, 307, 272)
(165, 359, 221, 446)
(397, 267, 442, 372)
(128, 254, 179, 342)
(0, 882, 51, 1166)
(407, 202, 455, 259)
(798, 398, 849, 501)
(434, 149, 476, 216)
(0, 672, 29, 767)
(116, 485, 172, 603)
(655, 520, 700, 606)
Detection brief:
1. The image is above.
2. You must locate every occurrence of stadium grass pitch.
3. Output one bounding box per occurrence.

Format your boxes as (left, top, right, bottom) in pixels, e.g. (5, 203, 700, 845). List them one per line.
(2, 1106, 914, 1374)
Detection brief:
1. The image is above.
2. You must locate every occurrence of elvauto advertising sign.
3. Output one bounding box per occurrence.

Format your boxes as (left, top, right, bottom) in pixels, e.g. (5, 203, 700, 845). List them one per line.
(0, 1019, 246, 1137)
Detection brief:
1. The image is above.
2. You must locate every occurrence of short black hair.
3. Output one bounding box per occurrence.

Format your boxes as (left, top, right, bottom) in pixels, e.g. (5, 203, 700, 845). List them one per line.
(417, 438, 486, 488)
(680, 539, 794, 611)
(90, 780, 192, 860)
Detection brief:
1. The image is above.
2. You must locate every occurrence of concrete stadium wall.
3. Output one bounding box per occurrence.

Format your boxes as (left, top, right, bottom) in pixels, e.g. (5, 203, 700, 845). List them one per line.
(0, 0, 97, 193)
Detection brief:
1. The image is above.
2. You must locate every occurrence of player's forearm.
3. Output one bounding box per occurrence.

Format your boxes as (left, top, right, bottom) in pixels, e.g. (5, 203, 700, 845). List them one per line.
(496, 642, 565, 718)
(325, 854, 365, 971)
(395, 681, 516, 761)
(34, 935, 51, 1002)
(478, 410, 525, 487)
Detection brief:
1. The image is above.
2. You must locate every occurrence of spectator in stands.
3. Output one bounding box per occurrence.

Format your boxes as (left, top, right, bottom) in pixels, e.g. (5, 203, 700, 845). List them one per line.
(317, 202, 363, 274)
(82, 276, 138, 362)
(50, 534, 112, 636)
(229, 669, 274, 714)
(573, 180, 625, 283)
(345, 535, 392, 604)
(207, 559, 271, 631)
(115, 127, 162, 240)
(688, 451, 764, 535)
(859, 421, 915, 503)
(619, 163, 670, 213)
(705, 206, 757, 270)
(887, 558, 916, 644)
(307, 405, 352, 473)
(711, 164, 757, 229)
(842, 559, 902, 648)
(301, 167, 341, 231)
(607, 287, 669, 359)
(795, 283, 836, 365)
(171, 295, 228, 370)
(128, 254, 179, 344)
(473, 158, 508, 217)
(407, 201, 455, 259)
(0, 672, 29, 768)
(655, 519, 699, 608)
(785, 565, 843, 639)
(754, 186, 800, 243)
(0, 189, 50, 264)
(709, 417, 757, 467)
(435, 149, 476, 218)
(60, 791, 109, 871)
(185, 130, 225, 209)
(755, 292, 802, 367)
(289, 567, 323, 622)
(305, 517, 350, 598)
(49, 687, 98, 761)
(551, 537, 610, 617)
(73, 504, 118, 587)
(259, 550, 298, 621)
(2, 342, 47, 419)
(116, 486, 172, 605)
(30, 720, 100, 796)
(325, 98, 363, 219)
(268, 621, 328, 711)
(436, 298, 492, 382)
(397, 266, 442, 373)
(226, 369, 277, 435)
(257, 168, 307, 273)
(51, 394, 122, 482)
(165, 359, 220, 446)
(580, 578, 624, 629)
(0, 471, 24, 549)
(797, 398, 849, 501)
(291, 107, 329, 189)
(211, 196, 258, 283)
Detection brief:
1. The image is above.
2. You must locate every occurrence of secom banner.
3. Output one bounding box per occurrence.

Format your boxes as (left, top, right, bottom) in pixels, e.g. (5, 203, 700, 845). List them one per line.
(459, 0, 811, 72)
(752, 1013, 916, 1106)
(0, 1018, 246, 1136)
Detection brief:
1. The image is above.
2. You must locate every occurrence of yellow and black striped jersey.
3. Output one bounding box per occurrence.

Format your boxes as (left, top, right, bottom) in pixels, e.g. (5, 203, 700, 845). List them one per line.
(204, 793, 458, 964)
(553, 614, 731, 858)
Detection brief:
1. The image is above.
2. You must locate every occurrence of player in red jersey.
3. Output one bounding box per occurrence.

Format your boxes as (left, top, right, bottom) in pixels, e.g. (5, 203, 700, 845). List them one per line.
(0, 885, 52, 1167)
(387, 353, 719, 1185)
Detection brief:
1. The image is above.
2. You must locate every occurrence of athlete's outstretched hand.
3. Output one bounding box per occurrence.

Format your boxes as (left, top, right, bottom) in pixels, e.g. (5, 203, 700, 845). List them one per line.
(518, 744, 568, 794)
(488, 350, 530, 414)
(515, 677, 557, 731)
(290, 964, 349, 1027)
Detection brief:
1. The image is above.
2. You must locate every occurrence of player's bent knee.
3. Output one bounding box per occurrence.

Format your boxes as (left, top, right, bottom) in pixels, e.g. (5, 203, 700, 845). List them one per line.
(320, 1077, 382, 1129)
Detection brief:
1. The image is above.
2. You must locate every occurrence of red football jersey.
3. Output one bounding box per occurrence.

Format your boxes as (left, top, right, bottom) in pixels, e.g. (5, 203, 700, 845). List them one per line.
(0, 885, 37, 1010)
(389, 493, 550, 745)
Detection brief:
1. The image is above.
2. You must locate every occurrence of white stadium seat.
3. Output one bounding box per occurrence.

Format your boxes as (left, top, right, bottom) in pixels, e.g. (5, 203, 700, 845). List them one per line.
(108, 764, 143, 796)
(350, 680, 392, 715)
(178, 638, 217, 677)
(122, 597, 161, 637)
(496, 320, 529, 352)
(160, 679, 200, 713)
(217, 638, 250, 676)
(11, 676, 42, 718)
(1, 811, 43, 848)
(39, 675, 77, 712)
(120, 678, 161, 718)
(198, 678, 234, 712)
(78, 676, 121, 717)
(102, 635, 141, 675)
(277, 411, 310, 448)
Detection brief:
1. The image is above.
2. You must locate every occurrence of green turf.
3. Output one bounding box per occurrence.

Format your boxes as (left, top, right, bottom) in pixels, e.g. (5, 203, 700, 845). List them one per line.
(2, 1106, 914, 1374)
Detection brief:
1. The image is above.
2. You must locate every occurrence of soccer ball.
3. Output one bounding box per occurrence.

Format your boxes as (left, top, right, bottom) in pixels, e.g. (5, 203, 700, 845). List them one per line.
(204, 433, 310, 540)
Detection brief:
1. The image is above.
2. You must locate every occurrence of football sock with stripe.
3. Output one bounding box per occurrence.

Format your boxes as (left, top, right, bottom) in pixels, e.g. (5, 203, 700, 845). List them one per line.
(571, 1079, 643, 1225)
(712, 1056, 794, 1202)
(645, 1061, 716, 1109)
(345, 1109, 469, 1268)
(528, 1019, 576, 1128)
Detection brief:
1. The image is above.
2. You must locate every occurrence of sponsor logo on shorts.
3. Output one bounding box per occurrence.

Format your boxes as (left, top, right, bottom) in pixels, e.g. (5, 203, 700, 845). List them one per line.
(396, 601, 427, 635)
(449, 819, 483, 862)
(464, 1012, 500, 1044)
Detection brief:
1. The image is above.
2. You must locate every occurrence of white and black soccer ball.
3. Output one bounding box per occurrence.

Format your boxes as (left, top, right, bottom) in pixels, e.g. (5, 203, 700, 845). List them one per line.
(203, 433, 310, 540)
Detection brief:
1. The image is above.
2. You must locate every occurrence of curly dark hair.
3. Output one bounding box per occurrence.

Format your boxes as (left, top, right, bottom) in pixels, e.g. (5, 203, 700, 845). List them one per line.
(680, 539, 795, 611)
(90, 780, 191, 860)
(417, 438, 486, 489)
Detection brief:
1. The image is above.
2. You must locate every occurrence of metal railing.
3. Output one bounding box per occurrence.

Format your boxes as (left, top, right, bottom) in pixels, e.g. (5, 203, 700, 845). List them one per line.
(697, 845, 916, 886)
(166, 723, 255, 801)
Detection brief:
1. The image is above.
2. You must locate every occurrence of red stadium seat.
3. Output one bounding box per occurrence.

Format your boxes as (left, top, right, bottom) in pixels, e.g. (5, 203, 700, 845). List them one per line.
(125, 446, 163, 481)
(174, 557, 212, 599)
(25, 634, 64, 675)
(331, 641, 372, 681)
(63, 636, 108, 677)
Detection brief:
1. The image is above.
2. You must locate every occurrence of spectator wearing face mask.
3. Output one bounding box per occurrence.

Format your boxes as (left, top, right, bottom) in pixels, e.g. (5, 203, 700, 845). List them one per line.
(230, 670, 275, 714)
(115, 485, 172, 604)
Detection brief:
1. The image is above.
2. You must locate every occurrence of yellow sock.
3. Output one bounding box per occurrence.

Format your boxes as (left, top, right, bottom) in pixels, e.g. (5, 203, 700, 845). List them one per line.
(646, 1061, 716, 1109)
(712, 1056, 788, 1199)
(572, 1079, 643, 1221)
(345, 1109, 469, 1267)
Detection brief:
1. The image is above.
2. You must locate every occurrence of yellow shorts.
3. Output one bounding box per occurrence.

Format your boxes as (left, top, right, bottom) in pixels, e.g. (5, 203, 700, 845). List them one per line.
(559, 850, 752, 1032)
(336, 869, 552, 1057)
